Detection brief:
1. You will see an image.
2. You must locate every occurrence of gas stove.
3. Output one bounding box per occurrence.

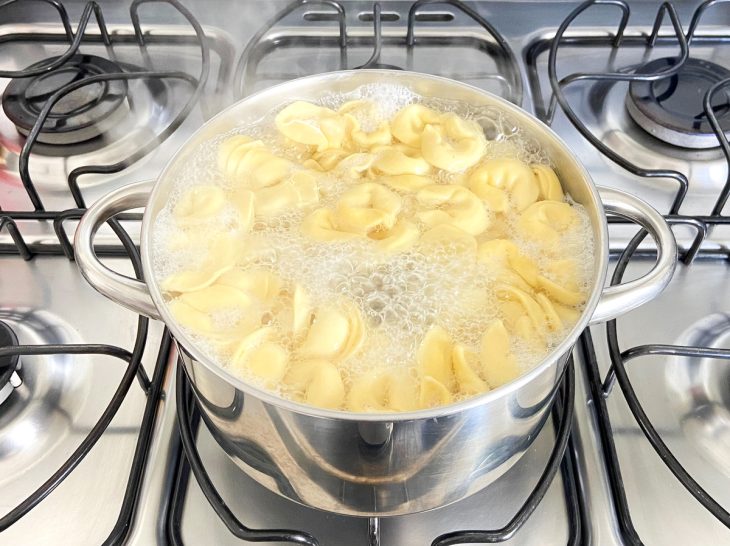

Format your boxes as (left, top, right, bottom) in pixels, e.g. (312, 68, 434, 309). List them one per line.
(0, 1, 728, 545)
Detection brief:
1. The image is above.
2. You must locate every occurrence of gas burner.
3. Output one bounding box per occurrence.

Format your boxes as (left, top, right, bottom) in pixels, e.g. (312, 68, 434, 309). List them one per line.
(2, 54, 129, 146)
(0, 320, 21, 406)
(666, 313, 730, 476)
(626, 57, 730, 150)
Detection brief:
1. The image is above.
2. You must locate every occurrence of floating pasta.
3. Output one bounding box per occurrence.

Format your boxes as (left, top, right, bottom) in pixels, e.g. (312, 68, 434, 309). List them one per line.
(338, 100, 394, 150)
(420, 113, 486, 171)
(335, 182, 402, 234)
(532, 164, 564, 202)
(480, 320, 520, 388)
(284, 359, 346, 409)
(298, 302, 364, 361)
(347, 370, 419, 412)
(367, 219, 420, 252)
(156, 95, 595, 413)
(416, 184, 490, 236)
(391, 104, 441, 147)
(275, 101, 350, 151)
(173, 185, 225, 226)
(468, 158, 539, 212)
(218, 136, 292, 188)
(371, 144, 432, 176)
(517, 200, 580, 249)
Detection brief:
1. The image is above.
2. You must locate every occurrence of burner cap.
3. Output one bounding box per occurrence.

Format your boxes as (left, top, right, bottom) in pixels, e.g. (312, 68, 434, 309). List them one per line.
(2, 54, 128, 145)
(0, 321, 19, 404)
(626, 57, 730, 149)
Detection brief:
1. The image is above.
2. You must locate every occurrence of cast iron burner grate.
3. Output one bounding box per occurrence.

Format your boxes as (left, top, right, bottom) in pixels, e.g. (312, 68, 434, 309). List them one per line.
(626, 56, 730, 149)
(0, 320, 20, 406)
(3, 54, 129, 146)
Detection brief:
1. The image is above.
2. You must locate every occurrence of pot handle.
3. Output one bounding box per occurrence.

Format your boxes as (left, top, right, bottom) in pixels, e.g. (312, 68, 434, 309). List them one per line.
(74, 181, 161, 319)
(589, 186, 677, 324)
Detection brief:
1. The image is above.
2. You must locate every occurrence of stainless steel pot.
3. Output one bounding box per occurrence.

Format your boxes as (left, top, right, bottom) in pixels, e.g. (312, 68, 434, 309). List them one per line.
(74, 70, 677, 516)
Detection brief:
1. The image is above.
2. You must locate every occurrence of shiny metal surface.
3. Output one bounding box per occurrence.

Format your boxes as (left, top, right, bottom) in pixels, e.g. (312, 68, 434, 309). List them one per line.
(75, 68, 675, 515)
(591, 187, 677, 323)
(74, 180, 160, 319)
(173, 383, 571, 545)
(587, 258, 730, 545)
(3, 0, 730, 543)
(0, 256, 164, 545)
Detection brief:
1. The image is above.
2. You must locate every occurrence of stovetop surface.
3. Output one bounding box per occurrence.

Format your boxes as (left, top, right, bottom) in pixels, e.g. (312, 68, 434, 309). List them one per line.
(0, 1, 729, 545)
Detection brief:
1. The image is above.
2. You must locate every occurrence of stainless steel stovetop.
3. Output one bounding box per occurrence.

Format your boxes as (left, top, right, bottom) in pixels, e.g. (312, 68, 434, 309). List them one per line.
(0, 1, 729, 545)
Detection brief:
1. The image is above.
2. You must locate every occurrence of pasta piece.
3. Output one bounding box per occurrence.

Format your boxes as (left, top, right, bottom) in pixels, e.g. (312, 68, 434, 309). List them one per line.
(536, 275, 585, 306)
(517, 201, 580, 249)
(292, 284, 313, 335)
(218, 136, 292, 188)
(417, 326, 455, 391)
(235, 341, 288, 387)
(334, 152, 375, 179)
(231, 326, 273, 365)
(532, 164, 564, 201)
(298, 302, 364, 360)
(217, 269, 282, 304)
(284, 359, 345, 409)
(496, 284, 547, 336)
(380, 174, 433, 192)
(347, 371, 389, 412)
(338, 99, 392, 150)
(391, 104, 441, 147)
(420, 113, 487, 172)
(535, 292, 563, 332)
(416, 184, 489, 236)
(275, 101, 348, 151)
(161, 234, 240, 293)
(388, 370, 420, 411)
(553, 301, 581, 324)
(254, 171, 319, 217)
(478, 239, 539, 287)
(173, 185, 225, 225)
(307, 148, 350, 171)
(468, 158, 539, 212)
(301, 208, 362, 242)
(452, 345, 488, 395)
(179, 284, 252, 313)
(168, 299, 214, 334)
(162, 269, 226, 294)
(371, 145, 432, 176)
(419, 224, 477, 254)
(419, 376, 453, 408)
(335, 182, 402, 234)
(347, 369, 420, 412)
(545, 259, 581, 289)
(368, 219, 420, 252)
(352, 121, 392, 150)
(230, 189, 255, 232)
(480, 320, 520, 388)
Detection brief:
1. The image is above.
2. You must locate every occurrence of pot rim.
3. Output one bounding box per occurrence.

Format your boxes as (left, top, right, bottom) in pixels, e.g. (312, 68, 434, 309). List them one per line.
(141, 69, 608, 422)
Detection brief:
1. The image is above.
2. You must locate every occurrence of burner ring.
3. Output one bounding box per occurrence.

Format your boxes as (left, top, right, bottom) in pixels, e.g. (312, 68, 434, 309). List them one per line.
(2, 54, 128, 145)
(0, 320, 20, 405)
(626, 57, 730, 149)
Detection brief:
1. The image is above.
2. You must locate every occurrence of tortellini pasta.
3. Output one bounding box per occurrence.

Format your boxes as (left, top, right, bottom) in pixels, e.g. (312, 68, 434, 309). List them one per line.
(517, 200, 580, 249)
(157, 96, 593, 413)
(217, 136, 321, 218)
(416, 184, 489, 236)
(420, 113, 487, 172)
(275, 101, 350, 151)
(468, 158, 539, 212)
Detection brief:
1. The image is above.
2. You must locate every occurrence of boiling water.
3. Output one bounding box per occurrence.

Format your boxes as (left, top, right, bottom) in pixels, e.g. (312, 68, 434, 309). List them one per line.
(151, 84, 594, 403)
